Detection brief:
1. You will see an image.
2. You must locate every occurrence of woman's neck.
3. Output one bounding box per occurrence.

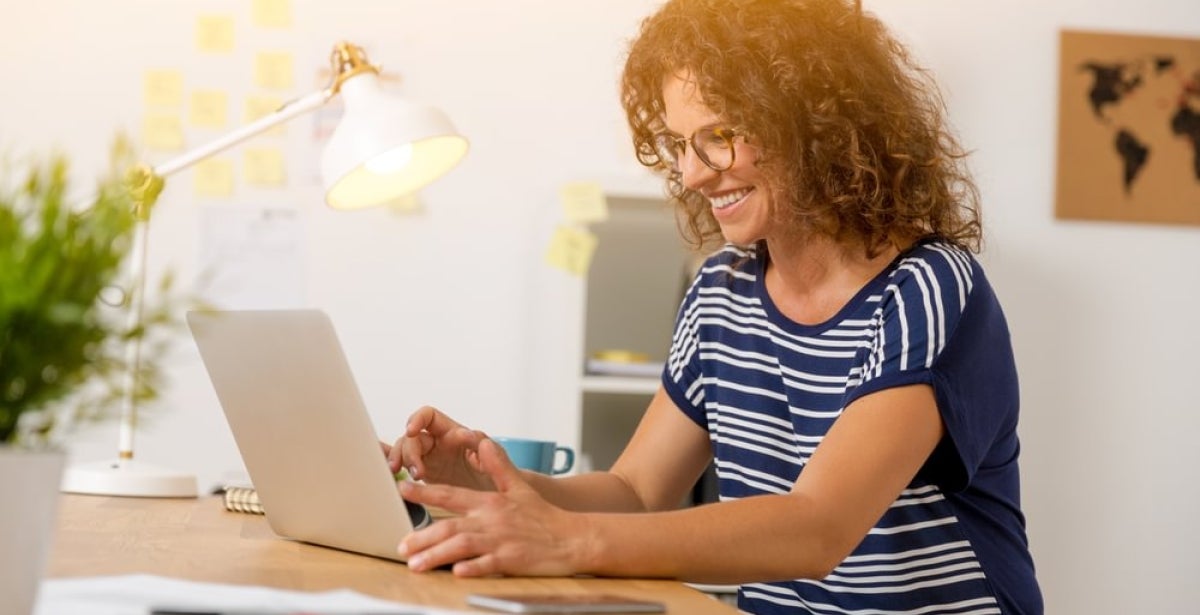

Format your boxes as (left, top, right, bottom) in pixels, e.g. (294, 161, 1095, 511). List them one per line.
(762, 235, 899, 326)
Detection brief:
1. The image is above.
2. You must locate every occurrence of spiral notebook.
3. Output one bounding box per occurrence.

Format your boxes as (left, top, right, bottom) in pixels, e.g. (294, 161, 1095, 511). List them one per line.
(188, 309, 429, 562)
(221, 485, 265, 515)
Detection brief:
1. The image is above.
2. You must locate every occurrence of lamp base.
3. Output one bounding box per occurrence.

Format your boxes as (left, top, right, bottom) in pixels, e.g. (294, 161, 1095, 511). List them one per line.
(60, 459, 198, 498)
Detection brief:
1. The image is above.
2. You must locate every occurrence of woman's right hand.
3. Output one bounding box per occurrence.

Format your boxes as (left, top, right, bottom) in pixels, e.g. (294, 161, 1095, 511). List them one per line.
(382, 405, 494, 491)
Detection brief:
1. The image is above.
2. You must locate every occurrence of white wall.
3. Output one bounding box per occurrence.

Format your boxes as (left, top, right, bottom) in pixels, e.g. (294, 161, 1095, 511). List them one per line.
(2, 1, 1198, 612)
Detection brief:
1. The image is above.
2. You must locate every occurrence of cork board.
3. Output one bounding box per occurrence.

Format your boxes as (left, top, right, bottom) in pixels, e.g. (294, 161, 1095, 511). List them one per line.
(1055, 29, 1200, 225)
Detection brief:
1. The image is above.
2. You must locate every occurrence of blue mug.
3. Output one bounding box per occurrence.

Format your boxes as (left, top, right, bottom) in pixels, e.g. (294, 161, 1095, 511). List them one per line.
(493, 437, 575, 475)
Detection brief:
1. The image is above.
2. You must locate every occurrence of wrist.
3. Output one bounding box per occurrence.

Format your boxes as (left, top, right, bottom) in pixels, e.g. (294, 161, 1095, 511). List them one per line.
(571, 512, 608, 574)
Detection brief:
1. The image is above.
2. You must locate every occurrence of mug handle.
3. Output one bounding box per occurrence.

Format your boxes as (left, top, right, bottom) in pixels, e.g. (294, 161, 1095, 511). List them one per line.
(551, 446, 575, 475)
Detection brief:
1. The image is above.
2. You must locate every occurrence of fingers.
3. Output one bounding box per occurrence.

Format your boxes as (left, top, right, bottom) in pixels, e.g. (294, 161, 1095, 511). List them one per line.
(405, 405, 463, 438)
(399, 432, 435, 479)
(452, 552, 499, 577)
(396, 503, 507, 576)
(396, 471, 578, 578)
(477, 438, 524, 493)
(399, 515, 462, 569)
(388, 432, 427, 475)
(399, 478, 489, 515)
(403, 522, 493, 574)
(397, 482, 497, 572)
(401, 407, 479, 481)
(381, 440, 402, 473)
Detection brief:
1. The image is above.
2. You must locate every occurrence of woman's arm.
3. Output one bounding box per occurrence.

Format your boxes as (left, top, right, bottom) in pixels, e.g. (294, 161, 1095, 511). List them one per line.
(384, 389, 711, 513)
(579, 383, 944, 582)
(519, 387, 714, 513)
(399, 383, 943, 583)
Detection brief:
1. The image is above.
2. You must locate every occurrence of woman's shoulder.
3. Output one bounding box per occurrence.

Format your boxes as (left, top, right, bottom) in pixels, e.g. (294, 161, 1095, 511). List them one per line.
(891, 240, 978, 284)
(884, 240, 982, 311)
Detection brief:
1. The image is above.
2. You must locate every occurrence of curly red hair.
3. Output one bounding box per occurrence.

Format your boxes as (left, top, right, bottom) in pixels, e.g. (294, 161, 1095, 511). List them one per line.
(621, 0, 982, 256)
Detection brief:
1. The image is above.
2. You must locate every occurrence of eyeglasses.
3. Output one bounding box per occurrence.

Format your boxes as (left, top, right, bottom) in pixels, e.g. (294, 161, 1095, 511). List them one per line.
(651, 126, 741, 172)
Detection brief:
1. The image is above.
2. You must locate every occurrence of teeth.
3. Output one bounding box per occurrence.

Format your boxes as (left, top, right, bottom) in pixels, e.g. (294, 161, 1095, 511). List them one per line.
(710, 188, 752, 210)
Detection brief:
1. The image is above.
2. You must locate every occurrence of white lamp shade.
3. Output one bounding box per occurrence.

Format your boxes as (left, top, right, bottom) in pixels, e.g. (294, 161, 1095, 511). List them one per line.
(321, 73, 468, 209)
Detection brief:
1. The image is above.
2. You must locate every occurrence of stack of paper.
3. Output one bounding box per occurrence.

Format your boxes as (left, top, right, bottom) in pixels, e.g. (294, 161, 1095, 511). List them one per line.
(37, 575, 474, 615)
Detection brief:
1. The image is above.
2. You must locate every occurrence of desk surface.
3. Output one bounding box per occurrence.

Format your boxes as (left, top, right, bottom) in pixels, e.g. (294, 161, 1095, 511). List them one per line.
(48, 495, 737, 614)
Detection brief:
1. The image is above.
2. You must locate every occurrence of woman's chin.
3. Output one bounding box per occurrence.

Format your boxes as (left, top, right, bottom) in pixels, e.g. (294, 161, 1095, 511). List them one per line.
(717, 227, 759, 246)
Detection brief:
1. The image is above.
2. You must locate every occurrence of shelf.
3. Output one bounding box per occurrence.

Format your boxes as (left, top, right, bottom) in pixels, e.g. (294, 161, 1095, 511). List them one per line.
(580, 375, 660, 395)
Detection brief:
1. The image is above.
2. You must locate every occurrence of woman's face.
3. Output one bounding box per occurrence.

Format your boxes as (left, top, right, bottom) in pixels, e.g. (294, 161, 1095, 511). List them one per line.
(661, 72, 775, 246)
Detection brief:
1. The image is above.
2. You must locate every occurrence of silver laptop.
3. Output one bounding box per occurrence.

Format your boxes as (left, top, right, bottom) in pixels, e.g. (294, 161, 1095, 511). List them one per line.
(188, 309, 428, 562)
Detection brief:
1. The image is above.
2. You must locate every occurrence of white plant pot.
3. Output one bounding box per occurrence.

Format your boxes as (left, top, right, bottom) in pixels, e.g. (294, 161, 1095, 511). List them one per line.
(0, 448, 66, 615)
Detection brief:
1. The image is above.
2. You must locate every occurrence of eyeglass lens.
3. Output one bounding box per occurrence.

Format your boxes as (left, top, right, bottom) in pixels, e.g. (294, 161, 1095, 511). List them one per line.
(653, 127, 735, 172)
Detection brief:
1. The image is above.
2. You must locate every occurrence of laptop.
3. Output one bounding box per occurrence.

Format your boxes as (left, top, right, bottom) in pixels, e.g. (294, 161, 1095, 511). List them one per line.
(187, 309, 429, 562)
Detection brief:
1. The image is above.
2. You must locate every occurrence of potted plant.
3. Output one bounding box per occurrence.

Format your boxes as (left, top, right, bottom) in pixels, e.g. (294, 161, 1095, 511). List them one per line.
(0, 143, 174, 615)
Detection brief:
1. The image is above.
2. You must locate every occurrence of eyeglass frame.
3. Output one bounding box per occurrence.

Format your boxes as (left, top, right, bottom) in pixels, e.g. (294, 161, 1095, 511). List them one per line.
(651, 125, 743, 173)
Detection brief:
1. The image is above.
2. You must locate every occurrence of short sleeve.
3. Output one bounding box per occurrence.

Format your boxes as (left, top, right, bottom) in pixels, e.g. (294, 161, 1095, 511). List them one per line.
(846, 245, 1018, 491)
(661, 263, 710, 429)
(660, 246, 760, 429)
(848, 245, 974, 399)
(925, 273, 1020, 491)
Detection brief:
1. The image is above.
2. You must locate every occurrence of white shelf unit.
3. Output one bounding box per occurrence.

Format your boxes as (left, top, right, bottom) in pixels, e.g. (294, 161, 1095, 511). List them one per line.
(575, 191, 693, 473)
(580, 375, 661, 395)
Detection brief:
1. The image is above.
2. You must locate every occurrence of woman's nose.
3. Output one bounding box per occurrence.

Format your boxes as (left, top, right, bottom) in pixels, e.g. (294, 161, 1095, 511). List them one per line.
(678, 148, 719, 192)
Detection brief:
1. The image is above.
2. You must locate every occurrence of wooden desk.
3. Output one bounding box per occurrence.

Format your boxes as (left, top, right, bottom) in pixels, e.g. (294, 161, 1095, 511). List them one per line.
(48, 495, 737, 613)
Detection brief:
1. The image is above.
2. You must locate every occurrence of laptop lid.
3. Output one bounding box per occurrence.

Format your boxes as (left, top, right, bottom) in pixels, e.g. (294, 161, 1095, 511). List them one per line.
(187, 309, 418, 562)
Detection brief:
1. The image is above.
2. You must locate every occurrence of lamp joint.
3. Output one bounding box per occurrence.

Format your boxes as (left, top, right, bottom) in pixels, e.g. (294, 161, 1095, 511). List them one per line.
(328, 41, 381, 95)
(125, 164, 164, 221)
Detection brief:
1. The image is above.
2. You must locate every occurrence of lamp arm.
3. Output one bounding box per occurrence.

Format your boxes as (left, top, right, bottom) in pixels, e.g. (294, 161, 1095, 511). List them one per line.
(154, 88, 333, 178)
(113, 87, 334, 461)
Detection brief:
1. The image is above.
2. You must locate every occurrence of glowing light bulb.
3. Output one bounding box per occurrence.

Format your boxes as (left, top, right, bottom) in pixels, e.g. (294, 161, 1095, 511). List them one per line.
(364, 144, 414, 174)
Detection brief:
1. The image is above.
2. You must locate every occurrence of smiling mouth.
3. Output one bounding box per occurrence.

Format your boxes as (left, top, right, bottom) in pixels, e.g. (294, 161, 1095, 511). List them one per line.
(710, 188, 753, 210)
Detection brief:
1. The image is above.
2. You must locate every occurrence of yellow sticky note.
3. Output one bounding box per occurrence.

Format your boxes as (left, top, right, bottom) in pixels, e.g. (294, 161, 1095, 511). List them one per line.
(545, 226, 599, 276)
(196, 15, 235, 53)
(142, 114, 184, 151)
(244, 95, 285, 135)
(560, 182, 609, 224)
(144, 70, 183, 107)
(252, 0, 292, 28)
(194, 158, 235, 198)
(244, 148, 286, 187)
(255, 52, 294, 90)
(190, 90, 228, 129)
(386, 192, 422, 214)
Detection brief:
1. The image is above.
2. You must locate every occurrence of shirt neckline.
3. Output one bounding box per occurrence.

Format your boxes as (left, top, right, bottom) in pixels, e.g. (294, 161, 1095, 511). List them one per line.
(752, 244, 914, 335)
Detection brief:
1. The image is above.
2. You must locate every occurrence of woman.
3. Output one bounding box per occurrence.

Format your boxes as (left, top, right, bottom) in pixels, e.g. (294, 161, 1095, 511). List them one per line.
(386, 0, 1043, 612)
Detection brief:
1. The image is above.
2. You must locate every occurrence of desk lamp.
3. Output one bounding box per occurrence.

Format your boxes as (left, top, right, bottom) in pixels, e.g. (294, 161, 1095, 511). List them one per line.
(60, 41, 468, 497)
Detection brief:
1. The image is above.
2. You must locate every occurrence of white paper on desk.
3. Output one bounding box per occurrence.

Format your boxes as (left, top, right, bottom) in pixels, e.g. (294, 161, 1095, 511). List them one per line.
(36, 574, 475, 615)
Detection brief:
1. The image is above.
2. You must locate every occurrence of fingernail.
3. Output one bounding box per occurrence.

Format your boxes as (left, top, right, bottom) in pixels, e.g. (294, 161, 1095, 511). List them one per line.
(408, 554, 425, 570)
(408, 465, 419, 479)
(397, 541, 408, 557)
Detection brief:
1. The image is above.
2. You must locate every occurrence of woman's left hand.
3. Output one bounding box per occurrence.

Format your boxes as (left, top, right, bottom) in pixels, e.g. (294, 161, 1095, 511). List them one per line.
(397, 438, 594, 577)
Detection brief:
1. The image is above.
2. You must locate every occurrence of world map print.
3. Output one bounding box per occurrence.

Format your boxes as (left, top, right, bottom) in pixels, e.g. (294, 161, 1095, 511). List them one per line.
(1080, 57, 1199, 191)
(1056, 30, 1200, 226)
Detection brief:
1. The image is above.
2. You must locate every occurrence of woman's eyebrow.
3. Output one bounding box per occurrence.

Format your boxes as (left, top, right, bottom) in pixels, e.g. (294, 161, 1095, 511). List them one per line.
(658, 121, 725, 136)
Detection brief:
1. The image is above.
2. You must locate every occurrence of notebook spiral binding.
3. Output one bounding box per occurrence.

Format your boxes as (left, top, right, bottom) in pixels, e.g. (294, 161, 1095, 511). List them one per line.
(222, 485, 265, 515)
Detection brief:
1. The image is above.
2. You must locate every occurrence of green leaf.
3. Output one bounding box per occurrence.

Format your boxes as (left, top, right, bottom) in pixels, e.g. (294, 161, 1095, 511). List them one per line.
(0, 144, 186, 445)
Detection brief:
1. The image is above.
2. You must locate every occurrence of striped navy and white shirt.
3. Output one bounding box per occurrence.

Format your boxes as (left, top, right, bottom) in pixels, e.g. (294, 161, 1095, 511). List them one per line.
(662, 241, 1042, 615)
